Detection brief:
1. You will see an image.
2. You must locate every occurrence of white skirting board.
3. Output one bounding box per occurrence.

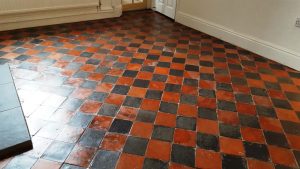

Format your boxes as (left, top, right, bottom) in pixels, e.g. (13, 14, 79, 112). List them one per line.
(175, 11, 300, 71)
(0, 4, 122, 31)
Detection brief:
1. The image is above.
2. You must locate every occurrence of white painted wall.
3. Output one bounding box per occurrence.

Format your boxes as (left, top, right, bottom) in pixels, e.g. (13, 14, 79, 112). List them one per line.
(175, 0, 300, 70)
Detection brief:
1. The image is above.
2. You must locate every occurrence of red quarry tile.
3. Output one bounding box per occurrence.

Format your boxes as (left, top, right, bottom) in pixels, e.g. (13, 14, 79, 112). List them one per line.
(268, 145, 298, 168)
(286, 134, 300, 150)
(162, 92, 180, 103)
(197, 118, 219, 135)
(100, 133, 127, 151)
(130, 121, 153, 138)
(174, 128, 196, 147)
(116, 77, 134, 86)
(178, 104, 197, 117)
(220, 137, 245, 156)
(275, 108, 300, 122)
(241, 127, 265, 144)
(116, 153, 144, 169)
(217, 110, 239, 125)
(105, 93, 126, 105)
(79, 100, 102, 114)
(71, 88, 93, 99)
(236, 103, 257, 116)
(196, 149, 222, 169)
(259, 116, 283, 133)
(32, 159, 61, 169)
(116, 106, 138, 121)
(155, 112, 176, 128)
(65, 145, 97, 168)
(128, 87, 147, 98)
(140, 99, 160, 111)
(247, 159, 274, 169)
(146, 139, 171, 161)
(89, 115, 113, 131)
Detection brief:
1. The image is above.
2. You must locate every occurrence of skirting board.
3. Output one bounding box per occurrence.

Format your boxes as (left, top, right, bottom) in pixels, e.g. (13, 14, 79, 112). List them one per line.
(175, 11, 300, 71)
(0, 5, 122, 31)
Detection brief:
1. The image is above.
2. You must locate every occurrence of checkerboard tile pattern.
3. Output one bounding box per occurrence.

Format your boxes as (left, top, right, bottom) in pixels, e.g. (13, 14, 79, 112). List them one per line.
(1, 10, 300, 169)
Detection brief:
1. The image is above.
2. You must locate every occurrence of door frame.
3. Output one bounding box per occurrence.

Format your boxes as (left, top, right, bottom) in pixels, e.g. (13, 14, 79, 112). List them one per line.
(151, 0, 178, 19)
(122, 0, 148, 11)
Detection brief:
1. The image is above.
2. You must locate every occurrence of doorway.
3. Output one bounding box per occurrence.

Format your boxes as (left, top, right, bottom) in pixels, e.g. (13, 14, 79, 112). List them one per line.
(122, 0, 148, 11)
(154, 0, 177, 19)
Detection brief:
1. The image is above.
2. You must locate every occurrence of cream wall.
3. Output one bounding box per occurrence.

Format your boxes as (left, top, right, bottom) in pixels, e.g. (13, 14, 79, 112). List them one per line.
(175, 0, 300, 70)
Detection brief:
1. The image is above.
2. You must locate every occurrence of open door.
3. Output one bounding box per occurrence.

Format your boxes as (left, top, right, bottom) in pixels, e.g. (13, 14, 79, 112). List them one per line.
(122, 0, 148, 11)
(155, 0, 176, 19)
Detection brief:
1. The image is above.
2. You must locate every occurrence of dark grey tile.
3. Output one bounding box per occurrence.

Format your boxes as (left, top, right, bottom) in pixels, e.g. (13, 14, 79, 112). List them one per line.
(152, 125, 174, 142)
(136, 110, 157, 123)
(78, 128, 105, 147)
(143, 158, 168, 169)
(123, 96, 142, 108)
(197, 132, 219, 151)
(176, 116, 196, 131)
(123, 136, 148, 156)
(98, 103, 119, 116)
(159, 101, 178, 114)
(90, 150, 120, 169)
(171, 144, 195, 167)
(109, 119, 132, 134)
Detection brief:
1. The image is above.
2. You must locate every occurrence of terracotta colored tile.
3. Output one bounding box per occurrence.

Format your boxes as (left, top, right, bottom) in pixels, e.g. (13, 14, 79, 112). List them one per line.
(116, 77, 134, 86)
(128, 87, 147, 98)
(130, 121, 153, 138)
(116, 153, 144, 169)
(146, 139, 171, 161)
(80, 100, 102, 114)
(197, 118, 219, 135)
(181, 85, 198, 95)
(253, 96, 272, 107)
(174, 128, 196, 147)
(71, 88, 93, 99)
(276, 108, 300, 122)
(199, 80, 216, 89)
(197, 96, 216, 109)
(140, 99, 160, 111)
(169, 162, 194, 169)
(167, 76, 183, 84)
(80, 64, 96, 72)
(65, 145, 97, 168)
(236, 103, 256, 116)
(32, 159, 61, 169)
(155, 112, 176, 128)
(217, 110, 239, 125)
(95, 83, 113, 92)
(286, 134, 300, 150)
(259, 116, 283, 132)
(196, 149, 222, 169)
(178, 104, 197, 117)
(216, 90, 235, 101)
(137, 71, 153, 80)
(88, 73, 104, 81)
(100, 133, 127, 151)
(89, 115, 113, 131)
(105, 93, 126, 105)
(149, 81, 166, 90)
(247, 159, 274, 169)
(268, 145, 298, 168)
(241, 127, 265, 144)
(220, 137, 245, 156)
(162, 91, 180, 103)
(116, 106, 138, 121)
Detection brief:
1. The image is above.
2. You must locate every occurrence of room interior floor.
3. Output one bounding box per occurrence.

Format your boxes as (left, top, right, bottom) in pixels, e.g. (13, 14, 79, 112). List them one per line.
(0, 10, 300, 169)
